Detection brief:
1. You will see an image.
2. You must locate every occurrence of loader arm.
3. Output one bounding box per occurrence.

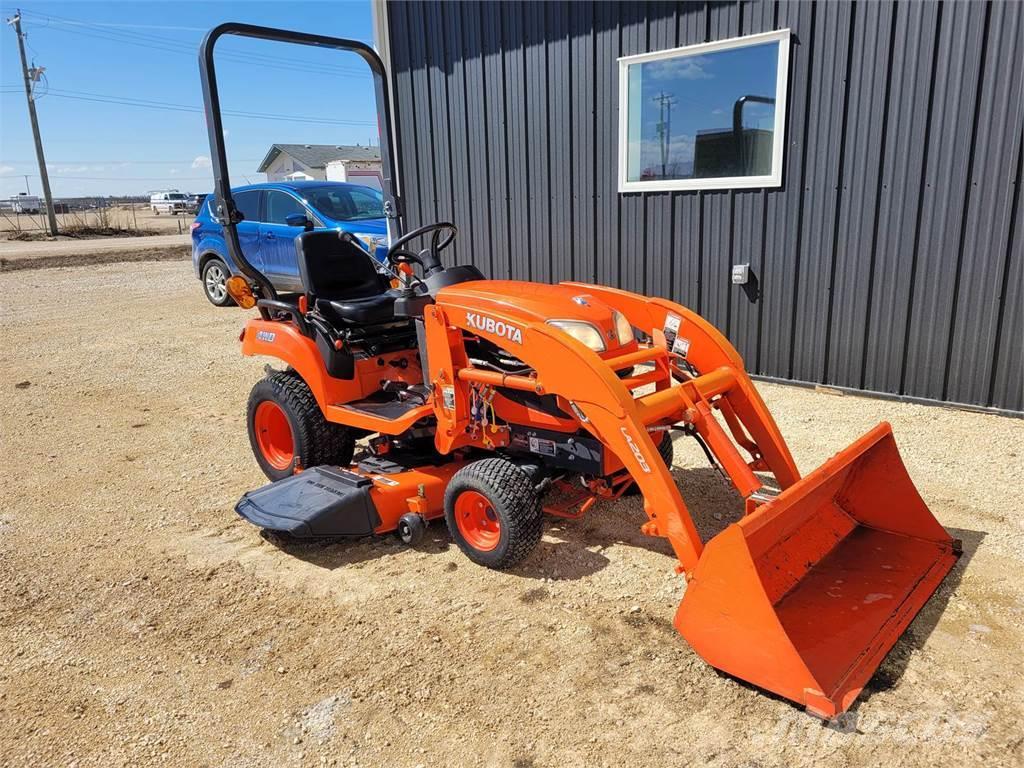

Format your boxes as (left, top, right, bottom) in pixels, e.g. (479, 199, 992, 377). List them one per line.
(428, 285, 959, 717)
(424, 288, 799, 575)
(562, 282, 801, 489)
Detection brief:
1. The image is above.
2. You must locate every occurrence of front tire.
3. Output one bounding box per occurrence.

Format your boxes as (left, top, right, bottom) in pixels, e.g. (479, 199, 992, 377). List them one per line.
(444, 458, 542, 570)
(202, 257, 234, 307)
(247, 371, 355, 481)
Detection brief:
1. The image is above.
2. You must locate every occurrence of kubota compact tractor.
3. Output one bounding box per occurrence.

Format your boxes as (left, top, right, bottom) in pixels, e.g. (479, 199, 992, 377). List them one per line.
(200, 24, 960, 718)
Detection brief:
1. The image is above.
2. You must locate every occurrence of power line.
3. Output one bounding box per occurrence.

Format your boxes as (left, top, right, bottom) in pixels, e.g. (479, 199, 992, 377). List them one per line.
(0, 158, 263, 165)
(33, 20, 210, 32)
(0, 85, 377, 126)
(1, 174, 213, 181)
(5, 7, 374, 78)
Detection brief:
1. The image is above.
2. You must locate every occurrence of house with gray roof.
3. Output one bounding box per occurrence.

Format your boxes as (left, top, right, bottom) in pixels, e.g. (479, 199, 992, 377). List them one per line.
(258, 143, 383, 188)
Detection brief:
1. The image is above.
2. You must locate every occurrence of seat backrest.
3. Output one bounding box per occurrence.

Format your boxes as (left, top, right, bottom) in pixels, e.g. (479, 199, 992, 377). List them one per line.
(295, 230, 389, 301)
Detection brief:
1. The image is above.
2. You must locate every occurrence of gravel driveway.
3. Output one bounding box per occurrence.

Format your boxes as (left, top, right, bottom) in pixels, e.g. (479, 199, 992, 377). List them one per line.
(1, 261, 1021, 767)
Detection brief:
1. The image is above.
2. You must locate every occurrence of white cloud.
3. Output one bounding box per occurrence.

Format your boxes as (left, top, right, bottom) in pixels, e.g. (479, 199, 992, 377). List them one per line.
(0, 164, 13, 174)
(631, 134, 698, 178)
(646, 56, 712, 81)
(51, 165, 89, 173)
(191, 155, 211, 169)
(222, 128, 230, 138)
(169, 168, 179, 175)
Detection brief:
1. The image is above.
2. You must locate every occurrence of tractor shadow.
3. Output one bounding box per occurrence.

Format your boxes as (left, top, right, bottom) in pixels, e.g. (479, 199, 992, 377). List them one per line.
(517, 463, 984, 716)
(258, 526, 452, 570)
(513, 465, 743, 582)
(255, 464, 734, 578)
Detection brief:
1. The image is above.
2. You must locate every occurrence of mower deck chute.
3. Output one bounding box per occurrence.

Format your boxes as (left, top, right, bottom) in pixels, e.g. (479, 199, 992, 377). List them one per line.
(676, 423, 959, 718)
(236, 467, 381, 538)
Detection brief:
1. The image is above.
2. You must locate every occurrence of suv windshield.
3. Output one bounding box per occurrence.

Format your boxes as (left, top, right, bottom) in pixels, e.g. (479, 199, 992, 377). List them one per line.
(167, 194, 186, 200)
(303, 184, 384, 222)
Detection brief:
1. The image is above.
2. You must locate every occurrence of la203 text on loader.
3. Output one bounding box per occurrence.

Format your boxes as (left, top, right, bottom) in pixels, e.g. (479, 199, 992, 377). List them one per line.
(200, 23, 960, 719)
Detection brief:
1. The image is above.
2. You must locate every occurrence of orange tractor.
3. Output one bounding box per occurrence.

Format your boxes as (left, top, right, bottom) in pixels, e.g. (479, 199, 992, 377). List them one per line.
(201, 24, 960, 719)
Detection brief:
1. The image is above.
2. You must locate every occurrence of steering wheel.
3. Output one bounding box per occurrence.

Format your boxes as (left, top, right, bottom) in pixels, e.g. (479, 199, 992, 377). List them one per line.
(386, 222, 458, 276)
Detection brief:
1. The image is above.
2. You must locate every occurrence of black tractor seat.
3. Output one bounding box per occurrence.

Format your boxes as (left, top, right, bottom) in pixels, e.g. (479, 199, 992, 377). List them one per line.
(316, 288, 407, 326)
(296, 229, 401, 326)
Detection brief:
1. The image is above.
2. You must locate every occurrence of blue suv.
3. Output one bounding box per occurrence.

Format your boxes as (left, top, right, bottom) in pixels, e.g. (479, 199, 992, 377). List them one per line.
(191, 181, 389, 306)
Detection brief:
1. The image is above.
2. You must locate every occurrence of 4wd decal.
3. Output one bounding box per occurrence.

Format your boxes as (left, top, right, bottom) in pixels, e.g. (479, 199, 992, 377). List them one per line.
(255, 330, 276, 343)
(465, 312, 523, 344)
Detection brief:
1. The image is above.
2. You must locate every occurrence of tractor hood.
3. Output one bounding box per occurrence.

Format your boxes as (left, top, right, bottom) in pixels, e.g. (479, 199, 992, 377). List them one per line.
(437, 279, 631, 351)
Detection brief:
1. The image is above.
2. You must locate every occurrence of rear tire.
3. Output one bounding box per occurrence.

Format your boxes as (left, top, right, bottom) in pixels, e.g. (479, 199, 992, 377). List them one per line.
(247, 371, 355, 481)
(444, 458, 542, 570)
(202, 257, 234, 307)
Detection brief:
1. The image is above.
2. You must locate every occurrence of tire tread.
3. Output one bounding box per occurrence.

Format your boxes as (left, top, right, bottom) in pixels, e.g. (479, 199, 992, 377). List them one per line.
(247, 370, 354, 480)
(444, 458, 542, 569)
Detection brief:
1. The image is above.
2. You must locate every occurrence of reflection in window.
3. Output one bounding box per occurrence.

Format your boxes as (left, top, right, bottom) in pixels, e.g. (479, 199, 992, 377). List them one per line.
(620, 31, 789, 191)
(305, 185, 384, 222)
(265, 191, 306, 225)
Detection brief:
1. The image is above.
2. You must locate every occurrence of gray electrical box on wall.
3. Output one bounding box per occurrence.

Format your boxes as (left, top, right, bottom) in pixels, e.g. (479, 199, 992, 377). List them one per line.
(731, 264, 750, 285)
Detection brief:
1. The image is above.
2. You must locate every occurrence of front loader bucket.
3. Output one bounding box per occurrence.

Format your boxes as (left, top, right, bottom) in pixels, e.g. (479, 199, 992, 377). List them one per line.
(675, 422, 960, 718)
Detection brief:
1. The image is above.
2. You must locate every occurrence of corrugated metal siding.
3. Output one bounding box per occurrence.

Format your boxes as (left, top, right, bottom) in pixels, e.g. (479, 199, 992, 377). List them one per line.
(386, 0, 1024, 413)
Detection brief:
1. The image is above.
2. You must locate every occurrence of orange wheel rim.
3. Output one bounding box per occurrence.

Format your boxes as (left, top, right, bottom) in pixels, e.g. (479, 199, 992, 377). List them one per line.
(254, 401, 294, 470)
(454, 490, 500, 551)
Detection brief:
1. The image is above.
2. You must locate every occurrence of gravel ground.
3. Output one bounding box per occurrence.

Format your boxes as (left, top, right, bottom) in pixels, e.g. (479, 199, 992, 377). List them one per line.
(1, 261, 1022, 768)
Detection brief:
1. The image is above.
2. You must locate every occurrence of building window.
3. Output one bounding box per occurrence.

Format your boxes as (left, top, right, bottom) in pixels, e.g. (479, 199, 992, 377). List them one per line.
(618, 29, 790, 193)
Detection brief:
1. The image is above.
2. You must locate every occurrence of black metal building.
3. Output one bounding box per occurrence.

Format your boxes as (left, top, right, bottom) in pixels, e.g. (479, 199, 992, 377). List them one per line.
(378, 0, 1023, 414)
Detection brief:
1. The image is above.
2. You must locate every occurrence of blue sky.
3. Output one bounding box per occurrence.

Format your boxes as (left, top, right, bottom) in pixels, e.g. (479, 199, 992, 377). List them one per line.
(0, 0, 380, 198)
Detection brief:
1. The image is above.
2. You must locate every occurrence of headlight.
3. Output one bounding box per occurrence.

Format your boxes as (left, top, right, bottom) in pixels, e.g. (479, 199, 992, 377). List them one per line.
(547, 320, 606, 352)
(612, 311, 634, 346)
(354, 233, 386, 254)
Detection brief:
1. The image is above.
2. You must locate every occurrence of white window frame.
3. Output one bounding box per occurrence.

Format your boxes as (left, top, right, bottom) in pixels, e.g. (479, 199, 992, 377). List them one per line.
(617, 28, 791, 193)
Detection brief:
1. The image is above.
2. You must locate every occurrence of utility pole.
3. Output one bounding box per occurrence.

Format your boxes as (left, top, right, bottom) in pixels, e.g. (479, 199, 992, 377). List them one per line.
(653, 92, 676, 180)
(7, 10, 58, 235)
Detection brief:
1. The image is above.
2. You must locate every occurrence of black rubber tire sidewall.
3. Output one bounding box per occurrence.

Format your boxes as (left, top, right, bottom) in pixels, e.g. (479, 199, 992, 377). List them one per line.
(246, 371, 354, 481)
(444, 458, 542, 570)
(202, 258, 235, 307)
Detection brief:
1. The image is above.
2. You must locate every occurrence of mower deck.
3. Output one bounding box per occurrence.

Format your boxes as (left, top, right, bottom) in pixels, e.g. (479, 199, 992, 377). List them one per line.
(237, 459, 464, 539)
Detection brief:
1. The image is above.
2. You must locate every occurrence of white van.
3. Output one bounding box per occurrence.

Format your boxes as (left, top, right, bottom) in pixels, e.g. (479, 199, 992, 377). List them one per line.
(150, 191, 189, 215)
(10, 193, 41, 214)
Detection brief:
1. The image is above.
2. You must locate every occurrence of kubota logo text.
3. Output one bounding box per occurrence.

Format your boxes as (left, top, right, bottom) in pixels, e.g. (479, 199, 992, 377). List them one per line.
(620, 427, 651, 473)
(465, 313, 522, 344)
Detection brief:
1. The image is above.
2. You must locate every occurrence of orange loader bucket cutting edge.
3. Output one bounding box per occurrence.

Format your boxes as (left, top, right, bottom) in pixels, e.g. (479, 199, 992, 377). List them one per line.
(675, 422, 961, 718)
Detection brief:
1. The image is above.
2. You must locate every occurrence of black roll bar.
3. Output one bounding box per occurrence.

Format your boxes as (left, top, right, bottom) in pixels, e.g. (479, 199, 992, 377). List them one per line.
(732, 94, 775, 175)
(198, 22, 402, 303)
